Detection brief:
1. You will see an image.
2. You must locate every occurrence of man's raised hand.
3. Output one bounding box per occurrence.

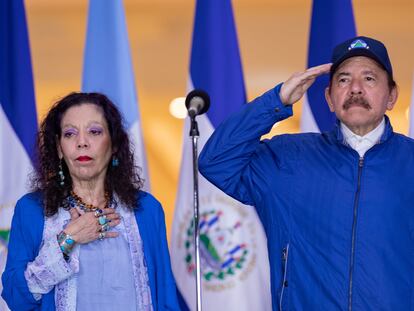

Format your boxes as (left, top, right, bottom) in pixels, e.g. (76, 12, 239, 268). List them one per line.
(279, 63, 332, 105)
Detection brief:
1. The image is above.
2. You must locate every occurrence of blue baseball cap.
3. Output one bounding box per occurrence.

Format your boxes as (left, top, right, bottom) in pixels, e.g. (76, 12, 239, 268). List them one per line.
(330, 36, 393, 79)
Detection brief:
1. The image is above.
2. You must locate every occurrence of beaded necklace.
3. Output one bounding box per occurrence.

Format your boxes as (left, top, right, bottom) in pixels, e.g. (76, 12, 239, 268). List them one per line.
(66, 190, 110, 212)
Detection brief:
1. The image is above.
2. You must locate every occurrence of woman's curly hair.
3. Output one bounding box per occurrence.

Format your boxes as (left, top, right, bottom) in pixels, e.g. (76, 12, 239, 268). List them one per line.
(32, 92, 144, 216)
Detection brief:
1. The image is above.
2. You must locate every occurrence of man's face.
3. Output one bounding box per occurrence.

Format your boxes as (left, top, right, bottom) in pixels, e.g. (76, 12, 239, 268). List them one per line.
(325, 56, 398, 135)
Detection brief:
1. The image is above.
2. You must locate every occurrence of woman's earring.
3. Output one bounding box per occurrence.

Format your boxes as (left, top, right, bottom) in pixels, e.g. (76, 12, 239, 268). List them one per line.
(112, 156, 119, 167)
(58, 159, 65, 186)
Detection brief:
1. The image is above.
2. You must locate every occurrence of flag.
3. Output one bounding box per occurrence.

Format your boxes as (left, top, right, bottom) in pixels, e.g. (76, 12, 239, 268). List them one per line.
(301, 0, 356, 132)
(409, 74, 414, 138)
(0, 0, 38, 309)
(171, 1, 271, 310)
(82, 0, 149, 189)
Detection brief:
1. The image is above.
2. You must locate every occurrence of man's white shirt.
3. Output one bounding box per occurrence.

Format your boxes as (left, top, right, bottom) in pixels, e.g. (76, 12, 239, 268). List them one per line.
(341, 118, 385, 157)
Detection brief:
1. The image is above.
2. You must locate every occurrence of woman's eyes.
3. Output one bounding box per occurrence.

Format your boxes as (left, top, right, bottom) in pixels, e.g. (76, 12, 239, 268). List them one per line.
(62, 127, 103, 137)
(89, 128, 103, 135)
(63, 131, 76, 138)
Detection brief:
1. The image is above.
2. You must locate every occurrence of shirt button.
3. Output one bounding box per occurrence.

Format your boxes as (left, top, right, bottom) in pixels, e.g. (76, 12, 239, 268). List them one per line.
(275, 107, 280, 113)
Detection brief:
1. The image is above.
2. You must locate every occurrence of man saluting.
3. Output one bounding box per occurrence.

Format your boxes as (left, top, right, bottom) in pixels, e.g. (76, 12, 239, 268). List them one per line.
(199, 36, 414, 310)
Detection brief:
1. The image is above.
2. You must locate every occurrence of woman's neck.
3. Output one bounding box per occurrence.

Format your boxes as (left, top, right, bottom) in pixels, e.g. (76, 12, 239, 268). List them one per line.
(72, 180, 107, 208)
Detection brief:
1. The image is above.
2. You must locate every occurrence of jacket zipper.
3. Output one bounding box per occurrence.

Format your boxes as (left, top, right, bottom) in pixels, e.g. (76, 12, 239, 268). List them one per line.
(279, 243, 290, 311)
(348, 157, 364, 311)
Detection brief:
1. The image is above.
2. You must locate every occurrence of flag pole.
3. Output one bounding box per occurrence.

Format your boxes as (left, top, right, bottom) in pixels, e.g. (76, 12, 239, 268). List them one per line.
(189, 116, 203, 311)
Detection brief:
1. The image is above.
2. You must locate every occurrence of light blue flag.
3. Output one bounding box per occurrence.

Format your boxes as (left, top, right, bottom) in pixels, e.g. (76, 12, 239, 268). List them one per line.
(82, 0, 149, 189)
(0, 0, 37, 309)
(171, 1, 271, 310)
(301, 0, 356, 132)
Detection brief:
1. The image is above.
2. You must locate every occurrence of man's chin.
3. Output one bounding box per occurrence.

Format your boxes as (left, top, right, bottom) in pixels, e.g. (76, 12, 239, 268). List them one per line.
(341, 115, 383, 134)
(340, 114, 371, 126)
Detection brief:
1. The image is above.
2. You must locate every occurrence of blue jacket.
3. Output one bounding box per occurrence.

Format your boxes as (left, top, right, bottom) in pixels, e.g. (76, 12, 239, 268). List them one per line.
(198, 85, 414, 311)
(2, 191, 180, 310)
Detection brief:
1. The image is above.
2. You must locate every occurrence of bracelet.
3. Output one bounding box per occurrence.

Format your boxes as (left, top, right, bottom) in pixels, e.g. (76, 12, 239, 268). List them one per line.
(57, 231, 76, 260)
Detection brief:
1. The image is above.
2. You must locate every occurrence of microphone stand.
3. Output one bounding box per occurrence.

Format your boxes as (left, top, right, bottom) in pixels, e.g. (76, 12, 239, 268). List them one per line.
(189, 114, 202, 311)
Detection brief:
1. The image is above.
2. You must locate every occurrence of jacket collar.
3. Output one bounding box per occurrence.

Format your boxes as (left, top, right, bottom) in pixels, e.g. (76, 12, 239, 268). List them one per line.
(332, 114, 394, 144)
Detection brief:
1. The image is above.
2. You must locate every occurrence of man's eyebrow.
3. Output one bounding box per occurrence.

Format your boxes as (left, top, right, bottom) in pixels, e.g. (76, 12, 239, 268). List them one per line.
(335, 71, 351, 78)
(361, 70, 377, 76)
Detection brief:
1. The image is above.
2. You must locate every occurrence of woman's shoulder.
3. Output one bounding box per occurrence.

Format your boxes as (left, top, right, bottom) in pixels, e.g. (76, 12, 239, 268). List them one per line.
(135, 191, 164, 216)
(18, 191, 42, 202)
(16, 191, 43, 211)
(136, 190, 161, 207)
(13, 191, 45, 225)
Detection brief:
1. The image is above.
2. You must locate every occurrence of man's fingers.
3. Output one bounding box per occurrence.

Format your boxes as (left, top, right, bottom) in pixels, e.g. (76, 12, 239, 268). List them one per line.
(301, 63, 332, 81)
(280, 63, 332, 105)
(301, 76, 317, 90)
(306, 63, 332, 74)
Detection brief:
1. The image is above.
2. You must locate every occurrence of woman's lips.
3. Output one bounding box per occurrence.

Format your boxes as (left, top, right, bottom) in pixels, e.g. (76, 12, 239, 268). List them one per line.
(76, 156, 92, 162)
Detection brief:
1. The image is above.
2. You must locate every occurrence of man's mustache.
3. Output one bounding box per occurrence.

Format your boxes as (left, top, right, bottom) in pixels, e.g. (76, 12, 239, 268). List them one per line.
(342, 96, 371, 110)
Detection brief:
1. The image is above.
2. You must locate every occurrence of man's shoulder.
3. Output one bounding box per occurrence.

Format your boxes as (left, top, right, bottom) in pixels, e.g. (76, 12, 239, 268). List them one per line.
(391, 132, 414, 147)
(265, 132, 325, 147)
(258, 132, 329, 162)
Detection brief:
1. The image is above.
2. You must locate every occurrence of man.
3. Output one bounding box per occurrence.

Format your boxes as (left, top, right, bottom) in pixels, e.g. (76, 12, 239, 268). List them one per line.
(199, 36, 414, 310)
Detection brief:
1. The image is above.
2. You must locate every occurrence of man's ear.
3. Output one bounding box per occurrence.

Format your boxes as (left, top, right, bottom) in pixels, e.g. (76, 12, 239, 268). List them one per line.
(386, 85, 398, 111)
(325, 87, 335, 112)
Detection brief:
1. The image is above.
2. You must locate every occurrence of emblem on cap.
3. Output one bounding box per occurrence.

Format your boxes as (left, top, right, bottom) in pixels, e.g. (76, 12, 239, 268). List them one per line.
(348, 39, 369, 51)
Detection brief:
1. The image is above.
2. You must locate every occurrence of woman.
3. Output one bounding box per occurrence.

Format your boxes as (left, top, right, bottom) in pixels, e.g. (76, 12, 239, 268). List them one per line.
(1, 93, 180, 310)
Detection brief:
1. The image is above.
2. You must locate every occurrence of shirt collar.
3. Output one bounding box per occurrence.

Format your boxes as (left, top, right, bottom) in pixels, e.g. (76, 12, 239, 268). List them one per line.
(341, 117, 385, 145)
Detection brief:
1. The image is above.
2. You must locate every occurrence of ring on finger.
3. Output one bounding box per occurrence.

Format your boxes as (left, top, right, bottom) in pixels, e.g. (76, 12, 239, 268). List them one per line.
(94, 209, 103, 218)
(100, 223, 109, 232)
(98, 215, 107, 225)
(99, 232, 106, 240)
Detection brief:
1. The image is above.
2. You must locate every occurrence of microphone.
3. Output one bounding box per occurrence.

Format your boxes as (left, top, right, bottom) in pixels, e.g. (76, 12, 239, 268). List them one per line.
(185, 89, 210, 118)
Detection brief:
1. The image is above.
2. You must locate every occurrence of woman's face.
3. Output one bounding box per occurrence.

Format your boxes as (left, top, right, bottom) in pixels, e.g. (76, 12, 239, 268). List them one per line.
(58, 103, 112, 185)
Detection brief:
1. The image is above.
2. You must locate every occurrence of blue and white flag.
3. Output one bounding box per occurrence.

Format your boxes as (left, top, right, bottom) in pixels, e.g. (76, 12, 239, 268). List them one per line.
(301, 0, 356, 132)
(82, 0, 149, 189)
(409, 74, 414, 138)
(171, 1, 271, 310)
(0, 0, 37, 309)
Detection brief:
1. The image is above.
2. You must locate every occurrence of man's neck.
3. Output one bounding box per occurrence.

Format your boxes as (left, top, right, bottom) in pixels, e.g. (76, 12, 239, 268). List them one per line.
(342, 118, 385, 137)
